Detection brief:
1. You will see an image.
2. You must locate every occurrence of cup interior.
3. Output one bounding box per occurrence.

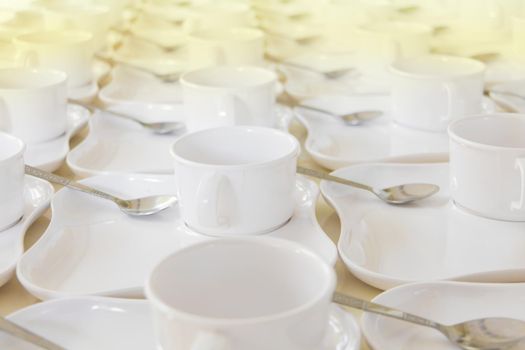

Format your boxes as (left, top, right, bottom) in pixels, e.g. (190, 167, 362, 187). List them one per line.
(181, 66, 275, 89)
(449, 114, 525, 149)
(0, 68, 66, 89)
(390, 55, 485, 78)
(172, 127, 298, 166)
(0, 132, 24, 161)
(147, 239, 334, 320)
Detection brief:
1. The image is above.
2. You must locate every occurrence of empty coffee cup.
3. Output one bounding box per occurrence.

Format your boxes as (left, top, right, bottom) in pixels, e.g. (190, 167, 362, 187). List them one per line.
(181, 66, 277, 131)
(14, 30, 94, 88)
(390, 55, 485, 132)
(449, 113, 525, 221)
(171, 126, 299, 236)
(0, 68, 68, 143)
(187, 27, 265, 69)
(0, 132, 24, 231)
(145, 237, 336, 350)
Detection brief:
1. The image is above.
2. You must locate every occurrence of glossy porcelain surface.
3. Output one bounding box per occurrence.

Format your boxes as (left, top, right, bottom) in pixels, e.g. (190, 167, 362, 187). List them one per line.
(25, 104, 89, 172)
(146, 238, 336, 350)
(0, 176, 53, 287)
(181, 66, 277, 131)
(449, 114, 525, 221)
(0, 297, 359, 350)
(0, 132, 24, 231)
(66, 103, 293, 176)
(390, 55, 485, 132)
(295, 95, 495, 169)
(362, 281, 525, 350)
(0, 68, 68, 143)
(17, 174, 336, 300)
(322, 163, 525, 290)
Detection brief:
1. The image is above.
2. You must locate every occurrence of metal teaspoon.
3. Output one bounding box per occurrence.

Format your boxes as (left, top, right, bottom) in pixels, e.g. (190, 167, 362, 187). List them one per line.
(25, 166, 177, 216)
(69, 100, 186, 135)
(334, 292, 525, 350)
(297, 166, 439, 204)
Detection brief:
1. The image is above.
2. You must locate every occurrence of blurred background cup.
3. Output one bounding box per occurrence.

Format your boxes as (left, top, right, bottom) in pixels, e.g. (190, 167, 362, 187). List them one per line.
(171, 126, 299, 236)
(512, 14, 525, 59)
(0, 68, 68, 143)
(145, 237, 336, 350)
(390, 55, 485, 132)
(0, 132, 25, 231)
(449, 114, 525, 222)
(181, 66, 277, 131)
(183, 2, 256, 33)
(187, 27, 265, 69)
(14, 30, 94, 88)
(41, 3, 112, 51)
(354, 21, 432, 76)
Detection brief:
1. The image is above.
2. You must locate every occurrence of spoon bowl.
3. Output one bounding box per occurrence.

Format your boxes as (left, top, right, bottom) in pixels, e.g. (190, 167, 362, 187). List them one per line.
(25, 166, 177, 216)
(334, 292, 525, 350)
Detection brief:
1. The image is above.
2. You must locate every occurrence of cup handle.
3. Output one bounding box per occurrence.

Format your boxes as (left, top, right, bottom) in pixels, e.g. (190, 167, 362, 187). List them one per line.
(511, 157, 525, 211)
(15, 50, 38, 68)
(0, 97, 10, 133)
(217, 94, 237, 125)
(191, 332, 230, 350)
(196, 173, 237, 229)
(441, 82, 458, 126)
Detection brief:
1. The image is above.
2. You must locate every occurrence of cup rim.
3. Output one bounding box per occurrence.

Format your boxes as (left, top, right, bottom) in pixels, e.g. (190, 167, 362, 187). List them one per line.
(0, 68, 67, 91)
(171, 126, 300, 169)
(0, 131, 25, 162)
(145, 237, 336, 325)
(180, 65, 276, 92)
(389, 54, 486, 80)
(448, 113, 525, 151)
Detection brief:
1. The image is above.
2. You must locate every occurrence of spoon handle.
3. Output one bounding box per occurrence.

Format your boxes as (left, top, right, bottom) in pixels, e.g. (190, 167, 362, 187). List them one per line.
(333, 292, 441, 330)
(296, 166, 372, 192)
(0, 316, 66, 350)
(68, 99, 146, 127)
(296, 104, 337, 117)
(25, 165, 123, 205)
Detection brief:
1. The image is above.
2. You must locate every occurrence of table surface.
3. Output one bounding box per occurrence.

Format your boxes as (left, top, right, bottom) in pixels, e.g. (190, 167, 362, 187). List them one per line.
(0, 104, 380, 350)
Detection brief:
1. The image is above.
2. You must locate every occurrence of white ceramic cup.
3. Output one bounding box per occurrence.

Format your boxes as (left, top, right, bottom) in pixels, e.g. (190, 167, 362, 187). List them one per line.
(354, 21, 432, 75)
(42, 4, 112, 51)
(0, 132, 25, 231)
(171, 126, 299, 236)
(14, 30, 94, 88)
(0, 68, 68, 143)
(183, 2, 255, 33)
(187, 27, 265, 69)
(449, 114, 525, 221)
(512, 15, 525, 58)
(145, 237, 336, 350)
(390, 55, 485, 132)
(181, 66, 277, 131)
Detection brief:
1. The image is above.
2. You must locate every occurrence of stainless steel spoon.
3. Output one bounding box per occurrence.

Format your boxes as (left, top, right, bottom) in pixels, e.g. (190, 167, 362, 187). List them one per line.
(69, 100, 185, 135)
(25, 166, 177, 216)
(0, 316, 66, 350)
(297, 166, 439, 204)
(296, 104, 383, 126)
(333, 292, 525, 350)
